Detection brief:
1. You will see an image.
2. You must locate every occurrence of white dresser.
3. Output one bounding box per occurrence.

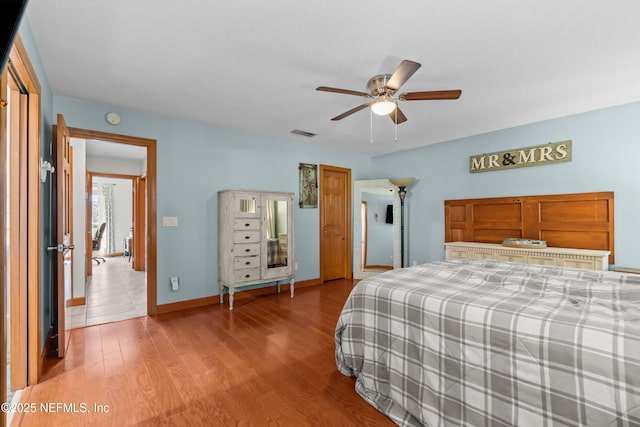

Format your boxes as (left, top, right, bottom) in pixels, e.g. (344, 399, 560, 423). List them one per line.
(445, 241, 610, 271)
(218, 190, 295, 309)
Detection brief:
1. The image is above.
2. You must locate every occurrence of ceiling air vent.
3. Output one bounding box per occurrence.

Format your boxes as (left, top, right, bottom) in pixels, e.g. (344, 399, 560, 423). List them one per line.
(290, 129, 316, 138)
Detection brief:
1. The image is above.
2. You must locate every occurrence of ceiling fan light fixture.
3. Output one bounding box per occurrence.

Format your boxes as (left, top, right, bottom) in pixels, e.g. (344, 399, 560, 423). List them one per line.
(371, 95, 396, 116)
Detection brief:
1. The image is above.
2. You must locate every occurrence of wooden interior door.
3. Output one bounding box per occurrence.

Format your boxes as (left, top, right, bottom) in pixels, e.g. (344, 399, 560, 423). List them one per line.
(133, 175, 147, 271)
(3, 69, 28, 391)
(319, 164, 352, 281)
(1, 34, 45, 392)
(52, 113, 73, 358)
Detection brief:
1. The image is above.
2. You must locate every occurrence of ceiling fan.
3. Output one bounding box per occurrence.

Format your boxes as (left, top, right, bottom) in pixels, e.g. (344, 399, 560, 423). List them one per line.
(316, 60, 461, 124)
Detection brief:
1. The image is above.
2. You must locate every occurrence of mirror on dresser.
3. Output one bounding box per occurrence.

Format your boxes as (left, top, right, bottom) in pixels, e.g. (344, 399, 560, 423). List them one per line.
(261, 192, 294, 281)
(265, 198, 289, 268)
(353, 179, 401, 279)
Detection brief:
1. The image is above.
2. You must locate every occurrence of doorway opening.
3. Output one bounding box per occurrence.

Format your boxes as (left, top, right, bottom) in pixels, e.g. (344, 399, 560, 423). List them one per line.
(65, 128, 157, 327)
(66, 170, 147, 328)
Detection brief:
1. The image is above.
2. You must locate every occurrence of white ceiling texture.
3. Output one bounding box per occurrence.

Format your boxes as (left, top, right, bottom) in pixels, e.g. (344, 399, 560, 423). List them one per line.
(26, 1, 640, 157)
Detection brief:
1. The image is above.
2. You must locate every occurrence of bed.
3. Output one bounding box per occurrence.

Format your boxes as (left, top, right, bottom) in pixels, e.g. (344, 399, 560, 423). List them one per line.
(335, 259, 640, 426)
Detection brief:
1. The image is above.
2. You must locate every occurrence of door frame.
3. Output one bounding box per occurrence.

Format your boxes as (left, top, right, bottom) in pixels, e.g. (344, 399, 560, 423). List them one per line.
(361, 201, 368, 268)
(86, 172, 140, 274)
(68, 128, 158, 315)
(0, 33, 42, 402)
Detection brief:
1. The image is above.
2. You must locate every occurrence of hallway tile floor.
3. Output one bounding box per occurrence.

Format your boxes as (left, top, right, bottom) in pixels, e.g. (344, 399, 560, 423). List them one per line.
(66, 256, 147, 328)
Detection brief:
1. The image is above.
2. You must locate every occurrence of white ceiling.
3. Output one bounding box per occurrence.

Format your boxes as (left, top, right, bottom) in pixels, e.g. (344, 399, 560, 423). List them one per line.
(26, 1, 640, 157)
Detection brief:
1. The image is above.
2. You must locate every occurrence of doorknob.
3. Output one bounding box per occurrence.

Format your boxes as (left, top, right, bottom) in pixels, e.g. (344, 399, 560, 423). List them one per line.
(323, 229, 327, 234)
(47, 244, 75, 252)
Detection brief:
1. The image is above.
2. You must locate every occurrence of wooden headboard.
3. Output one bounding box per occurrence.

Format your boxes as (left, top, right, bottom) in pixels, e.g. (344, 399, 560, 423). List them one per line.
(444, 192, 614, 263)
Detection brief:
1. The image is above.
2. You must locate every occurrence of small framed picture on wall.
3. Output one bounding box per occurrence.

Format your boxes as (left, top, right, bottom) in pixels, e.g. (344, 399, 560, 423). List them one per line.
(299, 163, 317, 208)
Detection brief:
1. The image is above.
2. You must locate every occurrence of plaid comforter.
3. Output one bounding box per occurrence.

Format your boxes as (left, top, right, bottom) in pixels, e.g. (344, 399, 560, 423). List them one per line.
(335, 259, 640, 426)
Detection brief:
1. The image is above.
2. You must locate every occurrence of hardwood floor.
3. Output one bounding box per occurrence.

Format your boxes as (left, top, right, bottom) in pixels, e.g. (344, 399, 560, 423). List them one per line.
(13, 280, 394, 426)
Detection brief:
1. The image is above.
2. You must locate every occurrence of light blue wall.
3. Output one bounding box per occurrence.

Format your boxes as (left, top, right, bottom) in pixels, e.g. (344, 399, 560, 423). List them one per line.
(372, 102, 640, 268)
(53, 96, 373, 304)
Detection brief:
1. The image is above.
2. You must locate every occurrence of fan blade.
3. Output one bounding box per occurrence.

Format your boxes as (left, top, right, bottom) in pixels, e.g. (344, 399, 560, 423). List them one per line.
(316, 86, 370, 97)
(386, 60, 421, 91)
(331, 103, 371, 121)
(388, 106, 407, 124)
(400, 89, 462, 101)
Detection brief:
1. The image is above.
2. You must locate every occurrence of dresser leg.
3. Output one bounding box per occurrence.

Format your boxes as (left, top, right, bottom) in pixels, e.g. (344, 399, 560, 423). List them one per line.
(229, 289, 235, 310)
(219, 285, 224, 304)
(290, 280, 295, 298)
(277, 282, 281, 293)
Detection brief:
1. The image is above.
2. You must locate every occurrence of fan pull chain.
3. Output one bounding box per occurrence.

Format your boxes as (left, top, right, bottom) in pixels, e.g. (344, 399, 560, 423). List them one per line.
(370, 108, 374, 144)
(394, 107, 398, 143)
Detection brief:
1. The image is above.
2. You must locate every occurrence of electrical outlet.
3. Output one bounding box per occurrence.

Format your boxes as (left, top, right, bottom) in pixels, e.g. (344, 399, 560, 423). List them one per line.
(170, 276, 179, 291)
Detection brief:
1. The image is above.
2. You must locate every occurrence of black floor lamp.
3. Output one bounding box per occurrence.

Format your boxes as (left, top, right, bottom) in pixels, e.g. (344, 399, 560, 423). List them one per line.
(390, 178, 415, 268)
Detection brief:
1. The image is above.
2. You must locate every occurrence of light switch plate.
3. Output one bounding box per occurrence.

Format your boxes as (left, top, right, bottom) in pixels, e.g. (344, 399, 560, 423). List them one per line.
(170, 277, 179, 291)
(162, 216, 178, 227)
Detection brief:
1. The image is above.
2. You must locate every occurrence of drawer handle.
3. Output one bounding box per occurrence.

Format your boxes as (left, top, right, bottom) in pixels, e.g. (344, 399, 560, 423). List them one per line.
(245, 248, 251, 252)
(244, 223, 250, 227)
(244, 274, 251, 278)
(245, 261, 250, 265)
(244, 235, 250, 240)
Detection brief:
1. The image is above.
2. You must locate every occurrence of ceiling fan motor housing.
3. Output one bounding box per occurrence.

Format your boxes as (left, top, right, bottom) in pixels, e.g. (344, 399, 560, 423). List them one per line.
(367, 74, 395, 96)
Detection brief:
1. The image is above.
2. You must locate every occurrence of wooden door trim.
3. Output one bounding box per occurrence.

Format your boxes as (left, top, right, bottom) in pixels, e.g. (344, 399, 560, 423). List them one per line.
(88, 172, 138, 264)
(319, 164, 352, 282)
(5, 70, 29, 391)
(90, 172, 139, 180)
(2, 35, 42, 387)
(68, 127, 158, 315)
(0, 57, 7, 421)
(133, 176, 147, 271)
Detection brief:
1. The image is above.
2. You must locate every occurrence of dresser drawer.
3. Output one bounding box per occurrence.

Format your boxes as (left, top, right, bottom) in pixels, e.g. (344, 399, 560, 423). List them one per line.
(233, 230, 260, 243)
(234, 268, 260, 283)
(497, 253, 527, 263)
(559, 259, 595, 270)
(527, 255, 556, 266)
(233, 218, 260, 230)
(446, 249, 469, 259)
(469, 251, 496, 260)
(234, 243, 260, 257)
(234, 256, 260, 270)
